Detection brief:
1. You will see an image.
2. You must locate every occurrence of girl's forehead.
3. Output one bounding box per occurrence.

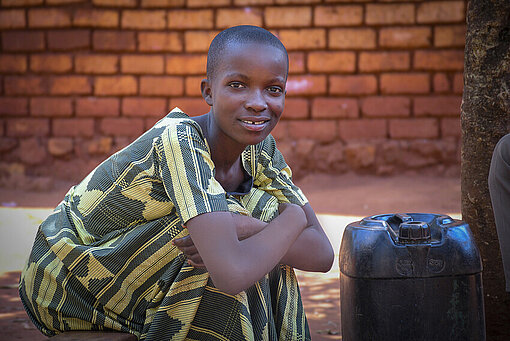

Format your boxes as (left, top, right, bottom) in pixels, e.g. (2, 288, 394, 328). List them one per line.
(217, 42, 288, 76)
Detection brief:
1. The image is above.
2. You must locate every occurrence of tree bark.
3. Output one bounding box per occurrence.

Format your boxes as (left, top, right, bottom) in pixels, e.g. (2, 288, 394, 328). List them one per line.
(461, 0, 510, 338)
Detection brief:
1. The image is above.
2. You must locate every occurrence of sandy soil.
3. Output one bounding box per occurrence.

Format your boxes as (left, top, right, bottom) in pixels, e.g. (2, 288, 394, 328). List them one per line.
(0, 173, 461, 340)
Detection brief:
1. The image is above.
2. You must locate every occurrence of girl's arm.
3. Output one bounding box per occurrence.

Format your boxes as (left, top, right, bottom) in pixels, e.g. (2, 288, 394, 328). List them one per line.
(175, 203, 334, 273)
(278, 203, 334, 272)
(184, 202, 307, 295)
(174, 213, 268, 267)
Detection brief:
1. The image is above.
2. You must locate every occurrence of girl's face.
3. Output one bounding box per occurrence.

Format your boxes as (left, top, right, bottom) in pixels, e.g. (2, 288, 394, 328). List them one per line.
(203, 42, 288, 148)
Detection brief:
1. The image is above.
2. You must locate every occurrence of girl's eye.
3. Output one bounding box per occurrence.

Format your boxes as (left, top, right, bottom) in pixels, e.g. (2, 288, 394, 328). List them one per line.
(268, 86, 283, 94)
(229, 82, 245, 89)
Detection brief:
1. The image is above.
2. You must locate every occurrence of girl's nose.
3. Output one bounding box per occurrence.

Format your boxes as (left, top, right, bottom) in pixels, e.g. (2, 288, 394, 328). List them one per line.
(245, 89, 268, 112)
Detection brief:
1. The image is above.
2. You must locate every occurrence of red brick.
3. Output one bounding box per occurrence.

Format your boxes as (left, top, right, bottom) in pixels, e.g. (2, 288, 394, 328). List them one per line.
(7, 118, 49, 137)
(168, 10, 213, 29)
(389, 118, 438, 139)
(145, 117, 162, 130)
(265, 7, 312, 28)
(361, 96, 410, 118)
(286, 75, 327, 96)
(53, 118, 94, 137)
(289, 52, 305, 74)
(28, 8, 71, 28)
(0, 55, 27, 73)
(359, 52, 410, 72)
(381, 73, 430, 94)
(417, 1, 465, 23)
(93, 31, 136, 51)
(0, 98, 28, 116)
(75, 54, 118, 74)
(51, 76, 91, 95)
(95, 76, 137, 96)
(329, 28, 376, 49)
(366, 4, 414, 25)
(30, 54, 72, 73)
(339, 119, 387, 141)
(93, 0, 136, 7)
(140, 76, 184, 96)
(46, 0, 90, 3)
(122, 97, 167, 117)
(141, 0, 185, 7)
(0, 10, 26, 29)
(434, 25, 466, 47)
(278, 29, 326, 50)
(314, 5, 363, 26)
(31, 97, 73, 117)
(48, 30, 90, 50)
(414, 50, 464, 71)
(414, 96, 462, 116)
(184, 31, 218, 52)
(380, 27, 431, 48)
(5, 76, 46, 95)
(76, 97, 120, 117)
(122, 10, 166, 29)
(169, 98, 209, 116)
(276, 0, 320, 3)
(47, 137, 73, 157)
(433, 73, 450, 93)
(100, 118, 144, 137)
(166, 54, 207, 75)
(2, 0, 43, 6)
(216, 8, 263, 29)
(441, 118, 461, 137)
(188, 0, 229, 7)
(2, 31, 44, 51)
(121, 55, 164, 74)
(312, 98, 358, 119)
(453, 73, 463, 94)
(308, 51, 355, 73)
(139, 32, 183, 52)
(282, 98, 309, 119)
(73, 9, 119, 28)
(235, 0, 272, 5)
(185, 76, 205, 96)
(330, 75, 377, 95)
(287, 120, 337, 142)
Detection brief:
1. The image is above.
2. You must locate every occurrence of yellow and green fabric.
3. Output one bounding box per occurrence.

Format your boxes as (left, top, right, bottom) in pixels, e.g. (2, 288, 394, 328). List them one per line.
(19, 109, 310, 340)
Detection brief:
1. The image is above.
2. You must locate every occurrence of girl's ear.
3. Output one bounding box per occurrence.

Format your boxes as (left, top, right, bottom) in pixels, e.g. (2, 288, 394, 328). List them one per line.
(201, 79, 213, 106)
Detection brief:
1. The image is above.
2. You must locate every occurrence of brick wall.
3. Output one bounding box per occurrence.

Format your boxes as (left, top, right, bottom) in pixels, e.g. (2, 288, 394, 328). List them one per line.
(0, 0, 466, 189)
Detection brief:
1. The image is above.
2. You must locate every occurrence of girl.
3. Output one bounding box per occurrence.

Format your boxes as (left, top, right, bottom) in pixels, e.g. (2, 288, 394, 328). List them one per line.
(19, 25, 334, 340)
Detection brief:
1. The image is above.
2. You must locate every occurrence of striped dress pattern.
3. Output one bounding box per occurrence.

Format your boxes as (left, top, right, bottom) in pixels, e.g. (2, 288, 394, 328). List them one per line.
(19, 109, 311, 340)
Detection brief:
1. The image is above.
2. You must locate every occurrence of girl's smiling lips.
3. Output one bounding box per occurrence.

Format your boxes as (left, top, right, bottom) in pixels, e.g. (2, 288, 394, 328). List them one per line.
(238, 117, 271, 131)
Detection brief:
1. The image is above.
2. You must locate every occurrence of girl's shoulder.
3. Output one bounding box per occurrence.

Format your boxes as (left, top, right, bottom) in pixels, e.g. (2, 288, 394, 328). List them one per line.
(153, 107, 202, 133)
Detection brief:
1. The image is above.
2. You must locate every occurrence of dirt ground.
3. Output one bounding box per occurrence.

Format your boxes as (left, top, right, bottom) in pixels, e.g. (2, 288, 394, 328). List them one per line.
(0, 173, 463, 340)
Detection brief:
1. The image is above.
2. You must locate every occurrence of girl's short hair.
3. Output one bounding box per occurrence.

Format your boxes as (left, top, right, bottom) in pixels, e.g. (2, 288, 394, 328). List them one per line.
(206, 25, 289, 80)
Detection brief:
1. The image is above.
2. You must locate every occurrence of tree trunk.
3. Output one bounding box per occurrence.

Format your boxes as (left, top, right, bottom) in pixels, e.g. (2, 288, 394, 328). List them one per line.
(461, 0, 510, 339)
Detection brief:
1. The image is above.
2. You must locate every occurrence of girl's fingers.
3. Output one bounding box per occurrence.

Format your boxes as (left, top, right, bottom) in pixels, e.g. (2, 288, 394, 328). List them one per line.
(173, 235, 194, 247)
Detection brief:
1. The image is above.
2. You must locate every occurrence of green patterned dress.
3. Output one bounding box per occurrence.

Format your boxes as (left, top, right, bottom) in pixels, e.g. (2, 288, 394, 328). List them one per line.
(19, 109, 311, 340)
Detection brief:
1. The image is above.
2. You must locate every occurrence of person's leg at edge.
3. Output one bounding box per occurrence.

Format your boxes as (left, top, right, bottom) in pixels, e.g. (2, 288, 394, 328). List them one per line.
(489, 133, 510, 292)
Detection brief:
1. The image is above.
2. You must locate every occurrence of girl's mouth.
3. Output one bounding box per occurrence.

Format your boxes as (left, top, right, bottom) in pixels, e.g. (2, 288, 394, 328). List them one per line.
(239, 119, 270, 131)
(241, 120, 266, 125)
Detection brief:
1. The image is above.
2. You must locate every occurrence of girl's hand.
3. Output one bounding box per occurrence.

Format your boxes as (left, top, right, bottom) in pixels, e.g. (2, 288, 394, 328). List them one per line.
(173, 235, 206, 268)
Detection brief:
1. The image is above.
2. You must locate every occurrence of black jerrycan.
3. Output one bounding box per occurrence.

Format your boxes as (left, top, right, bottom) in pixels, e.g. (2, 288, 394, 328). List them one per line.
(339, 213, 485, 341)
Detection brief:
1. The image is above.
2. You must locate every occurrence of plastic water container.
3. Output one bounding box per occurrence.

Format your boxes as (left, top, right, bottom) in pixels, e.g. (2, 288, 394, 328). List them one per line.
(339, 213, 485, 341)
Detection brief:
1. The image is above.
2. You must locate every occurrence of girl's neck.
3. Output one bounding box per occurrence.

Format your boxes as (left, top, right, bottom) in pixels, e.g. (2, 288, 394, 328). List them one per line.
(196, 113, 246, 173)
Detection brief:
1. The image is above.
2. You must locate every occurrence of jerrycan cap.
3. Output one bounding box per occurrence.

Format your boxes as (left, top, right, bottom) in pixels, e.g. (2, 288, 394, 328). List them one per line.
(398, 219, 431, 243)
